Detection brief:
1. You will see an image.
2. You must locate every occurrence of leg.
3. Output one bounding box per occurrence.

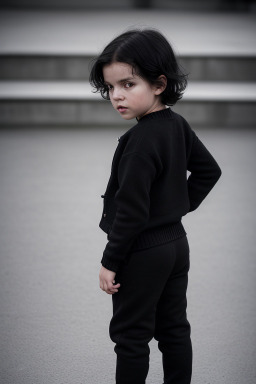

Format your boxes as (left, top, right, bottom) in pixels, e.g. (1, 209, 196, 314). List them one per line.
(154, 236, 192, 384)
(110, 242, 177, 384)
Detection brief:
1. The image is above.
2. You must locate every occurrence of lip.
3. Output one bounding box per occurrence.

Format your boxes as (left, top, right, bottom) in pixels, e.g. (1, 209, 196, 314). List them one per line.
(117, 106, 128, 113)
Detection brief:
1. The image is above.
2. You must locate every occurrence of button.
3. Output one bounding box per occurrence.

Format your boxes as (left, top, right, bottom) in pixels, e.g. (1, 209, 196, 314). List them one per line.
(103, 213, 107, 217)
(101, 195, 105, 198)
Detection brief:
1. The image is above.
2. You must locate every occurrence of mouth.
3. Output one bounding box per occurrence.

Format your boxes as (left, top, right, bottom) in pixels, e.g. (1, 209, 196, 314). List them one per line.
(117, 106, 128, 113)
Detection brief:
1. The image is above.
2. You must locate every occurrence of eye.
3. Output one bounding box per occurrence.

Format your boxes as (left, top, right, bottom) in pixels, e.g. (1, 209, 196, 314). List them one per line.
(105, 84, 113, 91)
(124, 82, 134, 89)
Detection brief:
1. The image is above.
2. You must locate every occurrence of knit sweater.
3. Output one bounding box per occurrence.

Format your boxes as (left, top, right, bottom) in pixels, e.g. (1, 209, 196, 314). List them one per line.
(99, 108, 222, 272)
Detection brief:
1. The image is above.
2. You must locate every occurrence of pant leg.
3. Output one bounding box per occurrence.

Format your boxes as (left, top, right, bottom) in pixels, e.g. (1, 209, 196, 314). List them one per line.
(110, 241, 178, 384)
(154, 236, 192, 384)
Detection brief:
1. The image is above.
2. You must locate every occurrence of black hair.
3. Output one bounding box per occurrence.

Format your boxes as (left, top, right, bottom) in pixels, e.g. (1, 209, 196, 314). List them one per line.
(89, 29, 187, 106)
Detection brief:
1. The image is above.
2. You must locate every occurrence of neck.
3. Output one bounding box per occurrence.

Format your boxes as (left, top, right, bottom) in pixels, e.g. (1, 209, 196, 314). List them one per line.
(137, 104, 166, 121)
(136, 107, 172, 122)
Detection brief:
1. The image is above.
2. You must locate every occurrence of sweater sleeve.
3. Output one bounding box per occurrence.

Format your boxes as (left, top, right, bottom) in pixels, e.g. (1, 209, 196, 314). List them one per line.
(187, 132, 222, 212)
(101, 152, 157, 272)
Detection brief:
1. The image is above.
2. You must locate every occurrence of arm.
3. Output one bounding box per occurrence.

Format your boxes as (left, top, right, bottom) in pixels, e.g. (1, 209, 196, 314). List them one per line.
(101, 152, 157, 272)
(187, 132, 222, 212)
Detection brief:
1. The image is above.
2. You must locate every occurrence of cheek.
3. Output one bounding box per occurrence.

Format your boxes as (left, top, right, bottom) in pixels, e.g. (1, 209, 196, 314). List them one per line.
(129, 88, 145, 102)
(133, 85, 153, 100)
(108, 93, 115, 104)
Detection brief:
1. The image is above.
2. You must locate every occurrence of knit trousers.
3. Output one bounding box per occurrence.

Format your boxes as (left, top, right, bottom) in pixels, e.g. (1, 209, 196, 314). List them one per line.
(109, 236, 192, 384)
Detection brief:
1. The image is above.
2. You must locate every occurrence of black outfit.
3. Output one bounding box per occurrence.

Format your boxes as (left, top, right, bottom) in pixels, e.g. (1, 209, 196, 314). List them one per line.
(99, 108, 221, 384)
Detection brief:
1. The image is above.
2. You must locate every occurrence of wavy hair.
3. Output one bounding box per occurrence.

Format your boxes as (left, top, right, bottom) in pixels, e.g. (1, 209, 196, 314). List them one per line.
(89, 29, 188, 106)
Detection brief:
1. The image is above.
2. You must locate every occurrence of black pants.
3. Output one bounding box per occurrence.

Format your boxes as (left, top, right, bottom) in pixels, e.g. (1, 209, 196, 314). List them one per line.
(110, 236, 192, 384)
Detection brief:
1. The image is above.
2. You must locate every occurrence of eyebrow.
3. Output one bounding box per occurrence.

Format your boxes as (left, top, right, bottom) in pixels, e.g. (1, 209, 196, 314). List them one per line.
(105, 77, 135, 85)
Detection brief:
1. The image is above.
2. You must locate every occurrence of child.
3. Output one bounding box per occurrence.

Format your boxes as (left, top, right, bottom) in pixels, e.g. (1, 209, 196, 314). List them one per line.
(90, 29, 221, 384)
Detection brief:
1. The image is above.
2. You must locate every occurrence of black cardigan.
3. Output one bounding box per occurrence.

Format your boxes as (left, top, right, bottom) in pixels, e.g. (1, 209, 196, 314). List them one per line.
(99, 108, 221, 272)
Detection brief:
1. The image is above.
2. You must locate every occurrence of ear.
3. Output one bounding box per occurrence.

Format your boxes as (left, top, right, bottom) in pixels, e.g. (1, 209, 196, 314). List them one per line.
(154, 75, 167, 95)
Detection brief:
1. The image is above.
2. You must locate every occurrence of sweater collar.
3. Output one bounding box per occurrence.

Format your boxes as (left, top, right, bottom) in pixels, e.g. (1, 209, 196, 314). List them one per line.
(136, 107, 173, 122)
(120, 107, 173, 142)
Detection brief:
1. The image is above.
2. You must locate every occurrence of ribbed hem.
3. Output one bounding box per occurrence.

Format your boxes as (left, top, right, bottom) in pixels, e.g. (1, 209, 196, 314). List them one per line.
(101, 221, 186, 272)
(132, 221, 186, 251)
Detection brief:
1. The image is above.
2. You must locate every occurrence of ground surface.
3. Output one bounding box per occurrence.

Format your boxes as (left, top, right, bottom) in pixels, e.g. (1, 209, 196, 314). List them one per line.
(0, 125, 256, 384)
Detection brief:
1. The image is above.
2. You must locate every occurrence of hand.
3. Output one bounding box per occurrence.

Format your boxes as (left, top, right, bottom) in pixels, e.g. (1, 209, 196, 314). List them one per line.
(99, 266, 121, 295)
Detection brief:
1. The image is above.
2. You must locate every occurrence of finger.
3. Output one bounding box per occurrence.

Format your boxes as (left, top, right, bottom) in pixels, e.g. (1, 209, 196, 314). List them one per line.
(107, 284, 114, 294)
(102, 281, 120, 295)
(105, 287, 114, 295)
(110, 286, 118, 292)
(99, 279, 105, 291)
(110, 286, 119, 293)
(105, 284, 116, 294)
(103, 282, 108, 292)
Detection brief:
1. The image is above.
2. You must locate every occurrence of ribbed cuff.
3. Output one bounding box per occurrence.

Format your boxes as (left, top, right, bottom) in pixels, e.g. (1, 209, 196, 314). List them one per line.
(101, 254, 120, 273)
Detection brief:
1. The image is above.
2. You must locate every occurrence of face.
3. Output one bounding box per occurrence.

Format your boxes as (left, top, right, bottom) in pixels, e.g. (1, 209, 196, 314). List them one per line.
(102, 62, 165, 120)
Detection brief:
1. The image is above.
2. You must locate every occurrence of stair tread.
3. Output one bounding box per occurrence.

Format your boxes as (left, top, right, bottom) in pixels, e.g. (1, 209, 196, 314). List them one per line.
(0, 10, 256, 57)
(1, 81, 256, 101)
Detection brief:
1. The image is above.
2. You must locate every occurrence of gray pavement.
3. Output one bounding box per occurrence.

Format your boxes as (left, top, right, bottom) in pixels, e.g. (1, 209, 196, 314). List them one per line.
(0, 125, 256, 384)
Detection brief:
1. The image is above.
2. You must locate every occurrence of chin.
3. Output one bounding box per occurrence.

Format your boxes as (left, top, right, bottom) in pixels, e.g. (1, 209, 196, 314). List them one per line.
(121, 115, 136, 120)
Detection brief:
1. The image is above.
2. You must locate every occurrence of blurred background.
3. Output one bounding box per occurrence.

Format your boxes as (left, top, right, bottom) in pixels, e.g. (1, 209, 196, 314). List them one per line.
(0, 1, 256, 384)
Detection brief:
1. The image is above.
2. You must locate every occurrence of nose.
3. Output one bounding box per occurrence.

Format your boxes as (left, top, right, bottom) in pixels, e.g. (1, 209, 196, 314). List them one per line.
(112, 87, 124, 101)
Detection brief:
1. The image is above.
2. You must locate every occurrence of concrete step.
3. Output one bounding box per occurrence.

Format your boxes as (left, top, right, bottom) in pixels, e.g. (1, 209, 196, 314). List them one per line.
(1, 11, 255, 58)
(1, 54, 256, 82)
(0, 81, 255, 127)
(1, 11, 255, 84)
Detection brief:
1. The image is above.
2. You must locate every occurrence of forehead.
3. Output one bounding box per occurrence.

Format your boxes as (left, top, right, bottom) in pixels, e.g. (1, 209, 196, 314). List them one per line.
(103, 62, 135, 82)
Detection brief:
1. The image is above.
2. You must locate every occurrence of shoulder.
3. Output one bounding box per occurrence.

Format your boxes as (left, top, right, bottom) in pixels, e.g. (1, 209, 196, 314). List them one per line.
(170, 110, 196, 144)
(171, 109, 193, 132)
(123, 113, 173, 146)
(119, 109, 195, 156)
